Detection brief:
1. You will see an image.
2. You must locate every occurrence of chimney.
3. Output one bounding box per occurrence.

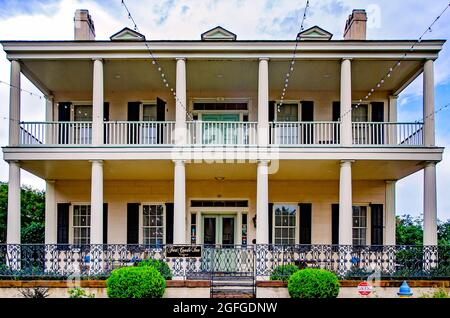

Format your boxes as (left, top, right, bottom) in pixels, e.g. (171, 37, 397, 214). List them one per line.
(74, 9, 95, 40)
(343, 9, 367, 40)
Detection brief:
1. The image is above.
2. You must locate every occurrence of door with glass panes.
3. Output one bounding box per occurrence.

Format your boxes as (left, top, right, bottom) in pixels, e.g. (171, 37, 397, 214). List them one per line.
(201, 114, 240, 145)
(275, 103, 299, 144)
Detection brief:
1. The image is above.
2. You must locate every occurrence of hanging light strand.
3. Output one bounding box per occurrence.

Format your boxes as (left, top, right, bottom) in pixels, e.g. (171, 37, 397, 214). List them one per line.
(339, 1, 450, 120)
(0, 80, 46, 100)
(120, 0, 193, 120)
(278, 0, 310, 112)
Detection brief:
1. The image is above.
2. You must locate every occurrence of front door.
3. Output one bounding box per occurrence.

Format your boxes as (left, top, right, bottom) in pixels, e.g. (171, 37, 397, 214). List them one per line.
(201, 114, 240, 145)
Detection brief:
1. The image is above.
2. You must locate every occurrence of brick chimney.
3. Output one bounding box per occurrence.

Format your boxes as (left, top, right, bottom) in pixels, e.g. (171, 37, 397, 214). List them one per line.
(343, 9, 367, 40)
(74, 9, 95, 40)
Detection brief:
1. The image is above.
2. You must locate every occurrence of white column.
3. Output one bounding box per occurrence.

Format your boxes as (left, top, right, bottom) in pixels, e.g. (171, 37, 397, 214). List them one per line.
(45, 96, 54, 144)
(9, 60, 21, 146)
(423, 162, 437, 246)
(175, 58, 187, 145)
(92, 58, 104, 146)
(423, 60, 435, 146)
(388, 95, 398, 144)
(340, 59, 352, 147)
(339, 160, 353, 245)
(90, 160, 103, 244)
(256, 160, 269, 244)
(7, 161, 21, 244)
(45, 180, 57, 244)
(385, 180, 396, 245)
(258, 58, 269, 147)
(173, 160, 186, 244)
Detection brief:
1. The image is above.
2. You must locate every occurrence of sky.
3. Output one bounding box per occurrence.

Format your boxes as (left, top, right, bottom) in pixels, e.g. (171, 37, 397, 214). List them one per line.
(0, 0, 449, 221)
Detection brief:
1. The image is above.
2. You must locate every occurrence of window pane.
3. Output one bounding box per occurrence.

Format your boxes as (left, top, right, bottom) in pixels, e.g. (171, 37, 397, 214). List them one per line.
(74, 105, 93, 121)
(143, 104, 157, 121)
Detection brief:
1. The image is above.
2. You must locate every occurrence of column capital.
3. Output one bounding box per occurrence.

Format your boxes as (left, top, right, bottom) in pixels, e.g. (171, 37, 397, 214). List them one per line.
(89, 159, 103, 165)
(424, 160, 438, 168)
(388, 95, 398, 100)
(257, 159, 270, 166)
(92, 58, 103, 62)
(259, 57, 270, 62)
(175, 57, 186, 61)
(341, 57, 353, 62)
(340, 159, 354, 165)
(385, 180, 396, 184)
(46, 179, 56, 184)
(173, 159, 186, 166)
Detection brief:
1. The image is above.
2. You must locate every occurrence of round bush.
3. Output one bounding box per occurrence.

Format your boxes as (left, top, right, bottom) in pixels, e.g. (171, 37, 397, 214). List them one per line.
(138, 259, 173, 280)
(106, 266, 166, 298)
(270, 264, 299, 282)
(288, 268, 339, 298)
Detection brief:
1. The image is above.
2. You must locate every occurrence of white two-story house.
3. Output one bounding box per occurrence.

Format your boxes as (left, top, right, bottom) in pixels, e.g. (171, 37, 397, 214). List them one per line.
(1, 9, 445, 277)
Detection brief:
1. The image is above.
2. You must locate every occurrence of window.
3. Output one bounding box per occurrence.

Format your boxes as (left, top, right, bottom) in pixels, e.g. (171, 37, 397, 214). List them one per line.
(352, 104, 369, 144)
(352, 206, 367, 245)
(274, 204, 297, 245)
(73, 205, 91, 245)
(191, 213, 197, 244)
(74, 105, 92, 144)
(241, 213, 248, 246)
(275, 103, 299, 144)
(142, 205, 164, 245)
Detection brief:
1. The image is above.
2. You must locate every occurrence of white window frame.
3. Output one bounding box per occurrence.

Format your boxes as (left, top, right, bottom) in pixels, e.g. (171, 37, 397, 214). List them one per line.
(69, 202, 91, 245)
(272, 202, 299, 245)
(352, 203, 371, 246)
(274, 100, 301, 122)
(139, 100, 158, 121)
(139, 203, 166, 245)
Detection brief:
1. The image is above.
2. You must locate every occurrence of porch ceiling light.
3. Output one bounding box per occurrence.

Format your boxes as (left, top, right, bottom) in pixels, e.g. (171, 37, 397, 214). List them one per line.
(215, 176, 225, 181)
(216, 74, 224, 78)
(114, 74, 121, 79)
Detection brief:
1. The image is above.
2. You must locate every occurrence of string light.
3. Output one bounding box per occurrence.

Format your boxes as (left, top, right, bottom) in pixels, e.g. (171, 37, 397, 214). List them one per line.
(339, 1, 450, 121)
(0, 80, 46, 100)
(277, 0, 310, 112)
(121, 0, 193, 120)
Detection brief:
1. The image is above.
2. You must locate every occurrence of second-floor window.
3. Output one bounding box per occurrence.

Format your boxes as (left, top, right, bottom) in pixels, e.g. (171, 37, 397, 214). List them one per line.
(275, 103, 299, 144)
(74, 105, 92, 144)
(142, 104, 158, 144)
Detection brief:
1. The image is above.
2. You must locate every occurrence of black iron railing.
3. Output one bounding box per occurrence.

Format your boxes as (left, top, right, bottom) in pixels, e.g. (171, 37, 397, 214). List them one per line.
(0, 244, 448, 279)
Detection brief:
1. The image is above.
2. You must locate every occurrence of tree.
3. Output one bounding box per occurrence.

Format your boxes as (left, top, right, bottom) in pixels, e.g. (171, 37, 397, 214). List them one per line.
(396, 214, 450, 247)
(0, 182, 45, 243)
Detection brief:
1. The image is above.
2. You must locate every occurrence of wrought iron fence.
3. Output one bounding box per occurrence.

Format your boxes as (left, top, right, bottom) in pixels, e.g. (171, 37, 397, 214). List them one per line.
(0, 244, 448, 280)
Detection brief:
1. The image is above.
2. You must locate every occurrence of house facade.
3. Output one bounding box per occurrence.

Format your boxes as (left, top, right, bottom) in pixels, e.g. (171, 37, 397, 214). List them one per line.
(0, 9, 445, 277)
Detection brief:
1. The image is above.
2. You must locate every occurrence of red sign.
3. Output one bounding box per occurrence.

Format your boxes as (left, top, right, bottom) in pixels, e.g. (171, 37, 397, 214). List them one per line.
(357, 281, 372, 296)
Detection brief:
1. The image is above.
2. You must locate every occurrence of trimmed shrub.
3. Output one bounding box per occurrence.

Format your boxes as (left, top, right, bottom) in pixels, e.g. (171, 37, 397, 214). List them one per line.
(106, 266, 166, 298)
(138, 259, 173, 280)
(288, 268, 340, 298)
(270, 264, 299, 282)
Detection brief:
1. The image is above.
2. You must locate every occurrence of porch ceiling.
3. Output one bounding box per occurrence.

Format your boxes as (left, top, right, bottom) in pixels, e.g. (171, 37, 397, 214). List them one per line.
(18, 159, 425, 181)
(20, 58, 423, 95)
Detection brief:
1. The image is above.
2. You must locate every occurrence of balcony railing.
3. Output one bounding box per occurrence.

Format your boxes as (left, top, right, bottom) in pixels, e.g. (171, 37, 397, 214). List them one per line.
(352, 122, 424, 146)
(104, 121, 176, 145)
(0, 244, 448, 279)
(269, 121, 340, 145)
(187, 121, 258, 146)
(18, 121, 425, 147)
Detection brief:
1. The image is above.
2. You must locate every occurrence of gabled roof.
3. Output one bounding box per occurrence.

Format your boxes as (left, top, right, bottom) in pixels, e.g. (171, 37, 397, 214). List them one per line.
(110, 27, 146, 41)
(201, 26, 237, 41)
(297, 26, 332, 41)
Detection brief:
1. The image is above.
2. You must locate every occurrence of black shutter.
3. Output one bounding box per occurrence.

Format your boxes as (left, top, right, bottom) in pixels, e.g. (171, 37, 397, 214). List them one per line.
(268, 203, 274, 244)
(127, 102, 140, 144)
(371, 102, 384, 144)
(268, 101, 275, 144)
(103, 203, 108, 245)
(331, 204, 339, 245)
(332, 102, 341, 144)
(127, 203, 140, 244)
(58, 102, 71, 144)
(370, 204, 384, 245)
(103, 102, 110, 144)
(299, 203, 312, 244)
(165, 203, 174, 244)
(57, 203, 70, 244)
(301, 101, 314, 144)
(156, 98, 166, 144)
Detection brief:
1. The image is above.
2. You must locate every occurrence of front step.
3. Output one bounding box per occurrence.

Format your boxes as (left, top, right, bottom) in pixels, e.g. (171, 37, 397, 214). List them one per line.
(210, 272, 256, 298)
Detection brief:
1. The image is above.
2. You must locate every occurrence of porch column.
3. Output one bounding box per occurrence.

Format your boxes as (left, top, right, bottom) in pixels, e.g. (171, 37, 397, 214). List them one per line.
(45, 180, 57, 244)
(385, 180, 396, 245)
(423, 60, 435, 146)
(9, 60, 21, 146)
(7, 161, 21, 244)
(175, 58, 187, 145)
(45, 95, 54, 144)
(339, 160, 353, 245)
(258, 58, 269, 147)
(90, 160, 103, 245)
(388, 95, 398, 144)
(340, 59, 352, 147)
(256, 160, 269, 244)
(423, 161, 437, 246)
(173, 160, 186, 244)
(92, 58, 104, 146)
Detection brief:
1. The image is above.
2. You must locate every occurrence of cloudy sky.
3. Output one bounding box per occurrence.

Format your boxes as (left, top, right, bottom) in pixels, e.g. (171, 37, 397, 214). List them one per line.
(0, 0, 449, 221)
